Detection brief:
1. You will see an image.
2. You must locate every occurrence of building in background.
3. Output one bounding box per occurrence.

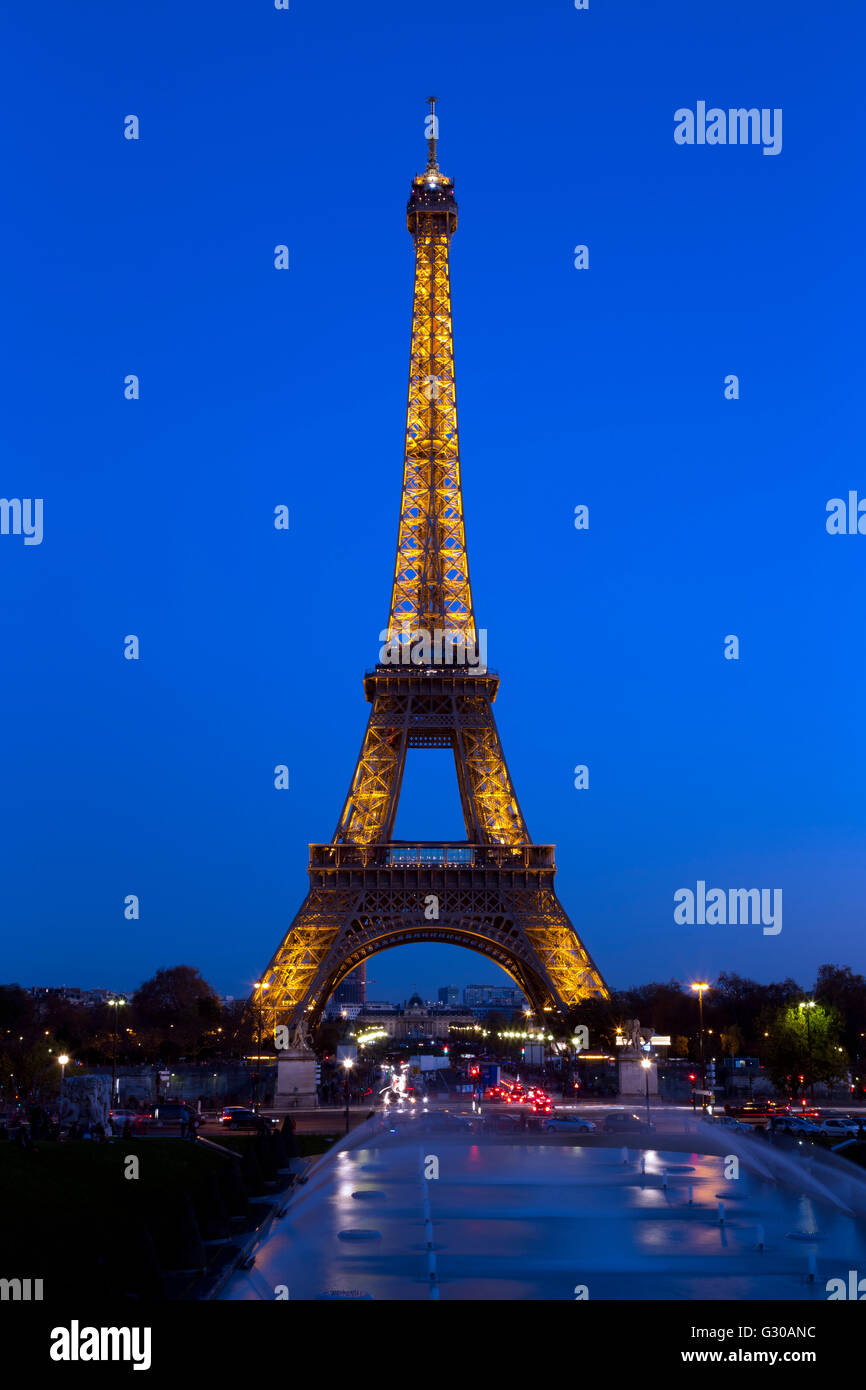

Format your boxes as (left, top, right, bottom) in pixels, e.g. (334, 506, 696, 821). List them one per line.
(332, 962, 367, 1007)
(28, 986, 120, 1008)
(438, 985, 460, 1005)
(463, 984, 526, 1010)
(354, 994, 473, 1041)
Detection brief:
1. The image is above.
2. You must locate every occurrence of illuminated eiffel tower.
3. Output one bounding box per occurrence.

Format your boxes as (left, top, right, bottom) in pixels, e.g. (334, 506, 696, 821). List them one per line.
(257, 101, 607, 1057)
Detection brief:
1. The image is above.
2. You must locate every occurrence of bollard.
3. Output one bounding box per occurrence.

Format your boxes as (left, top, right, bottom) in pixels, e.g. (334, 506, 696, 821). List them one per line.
(718, 1201, 725, 1225)
(807, 1253, 816, 1284)
(621, 1147, 629, 1165)
(688, 1184, 694, 1205)
(640, 1155, 646, 1175)
(756, 1224, 765, 1251)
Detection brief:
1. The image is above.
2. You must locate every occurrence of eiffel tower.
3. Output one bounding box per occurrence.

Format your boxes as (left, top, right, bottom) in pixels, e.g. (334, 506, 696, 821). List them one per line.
(257, 101, 607, 1056)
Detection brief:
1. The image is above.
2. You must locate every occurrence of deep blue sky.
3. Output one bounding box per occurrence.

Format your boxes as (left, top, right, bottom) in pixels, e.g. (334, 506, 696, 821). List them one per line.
(2, 1, 864, 1005)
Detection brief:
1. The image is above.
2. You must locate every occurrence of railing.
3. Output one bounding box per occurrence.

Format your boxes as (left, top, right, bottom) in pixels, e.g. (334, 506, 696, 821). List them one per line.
(308, 843, 556, 870)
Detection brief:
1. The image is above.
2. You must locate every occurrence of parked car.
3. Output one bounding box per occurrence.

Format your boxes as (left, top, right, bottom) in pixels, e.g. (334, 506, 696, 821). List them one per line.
(544, 1114, 597, 1133)
(712, 1115, 753, 1134)
(602, 1112, 655, 1134)
(816, 1117, 861, 1138)
(779, 1116, 821, 1136)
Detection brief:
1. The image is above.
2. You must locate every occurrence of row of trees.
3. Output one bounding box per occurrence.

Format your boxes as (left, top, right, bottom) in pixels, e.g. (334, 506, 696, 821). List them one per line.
(0, 967, 262, 1104)
(2, 963, 864, 1102)
(560, 965, 866, 1096)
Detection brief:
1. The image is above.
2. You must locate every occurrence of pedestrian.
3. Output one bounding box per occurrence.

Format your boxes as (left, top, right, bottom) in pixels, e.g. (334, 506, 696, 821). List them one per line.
(179, 1112, 188, 1140)
(187, 1114, 197, 1144)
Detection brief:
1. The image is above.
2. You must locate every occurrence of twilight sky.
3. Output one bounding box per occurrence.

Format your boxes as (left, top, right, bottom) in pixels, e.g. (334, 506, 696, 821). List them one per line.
(2, 0, 864, 1004)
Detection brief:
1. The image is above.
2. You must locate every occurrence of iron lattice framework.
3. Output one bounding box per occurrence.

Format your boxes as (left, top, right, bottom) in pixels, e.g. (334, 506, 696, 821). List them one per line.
(256, 102, 608, 1044)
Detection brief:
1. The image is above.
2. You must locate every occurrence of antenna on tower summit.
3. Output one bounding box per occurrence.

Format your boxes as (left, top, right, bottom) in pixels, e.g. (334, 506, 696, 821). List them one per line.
(425, 95, 439, 174)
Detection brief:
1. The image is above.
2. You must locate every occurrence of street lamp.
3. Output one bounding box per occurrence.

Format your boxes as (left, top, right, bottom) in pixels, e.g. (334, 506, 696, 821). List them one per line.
(799, 1000, 816, 1101)
(58, 1054, 69, 1140)
(691, 983, 710, 1106)
(640, 1057, 652, 1127)
(107, 996, 126, 1103)
(342, 1057, 354, 1134)
(253, 982, 269, 1107)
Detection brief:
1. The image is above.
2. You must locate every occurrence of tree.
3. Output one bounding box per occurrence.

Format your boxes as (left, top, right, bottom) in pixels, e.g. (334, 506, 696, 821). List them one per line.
(719, 1024, 744, 1058)
(314, 1019, 343, 1057)
(762, 1000, 848, 1096)
(814, 964, 866, 1073)
(563, 996, 619, 1051)
(715, 973, 802, 1054)
(131, 966, 221, 1057)
(616, 980, 697, 1036)
(0, 984, 37, 1039)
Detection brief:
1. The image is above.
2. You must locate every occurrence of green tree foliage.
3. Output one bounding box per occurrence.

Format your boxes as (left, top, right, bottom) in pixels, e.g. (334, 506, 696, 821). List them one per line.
(761, 999, 848, 1095)
(814, 964, 866, 1066)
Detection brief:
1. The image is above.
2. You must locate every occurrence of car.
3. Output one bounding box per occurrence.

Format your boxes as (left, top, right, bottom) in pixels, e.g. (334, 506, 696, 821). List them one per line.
(711, 1115, 753, 1134)
(544, 1114, 597, 1133)
(724, 1099, 788, 1119)
(602, 1112, 656, 1134)
(724, 1101, 783, 1126)
(108, 1108, 149, 1133)
(483, 1110, 523, 1130)
(149, 1103, 201, 1132)
(531, 1099, 552, 1114)
(779, 1114, 821, 1133)
(816, 1117, 861, 1138)
(217, 1107, 276, 1130)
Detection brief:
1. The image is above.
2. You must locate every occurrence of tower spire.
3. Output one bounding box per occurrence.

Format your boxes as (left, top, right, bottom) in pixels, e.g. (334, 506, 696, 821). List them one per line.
(389, 100, 473, 655)
(425, 94, 439, 174)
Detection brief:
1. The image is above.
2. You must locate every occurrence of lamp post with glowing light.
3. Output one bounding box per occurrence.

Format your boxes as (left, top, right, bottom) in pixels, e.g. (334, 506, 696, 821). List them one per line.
(691, 982, 710, 1105)
(252, 982, 269, 1107)
(342, 1056, 354, 1134)
(58, 1054, 69, 1140)
(640, 1056, 652, 1127)
(799, 1000, 815, 1101)
(107, 996, 126, 1103)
